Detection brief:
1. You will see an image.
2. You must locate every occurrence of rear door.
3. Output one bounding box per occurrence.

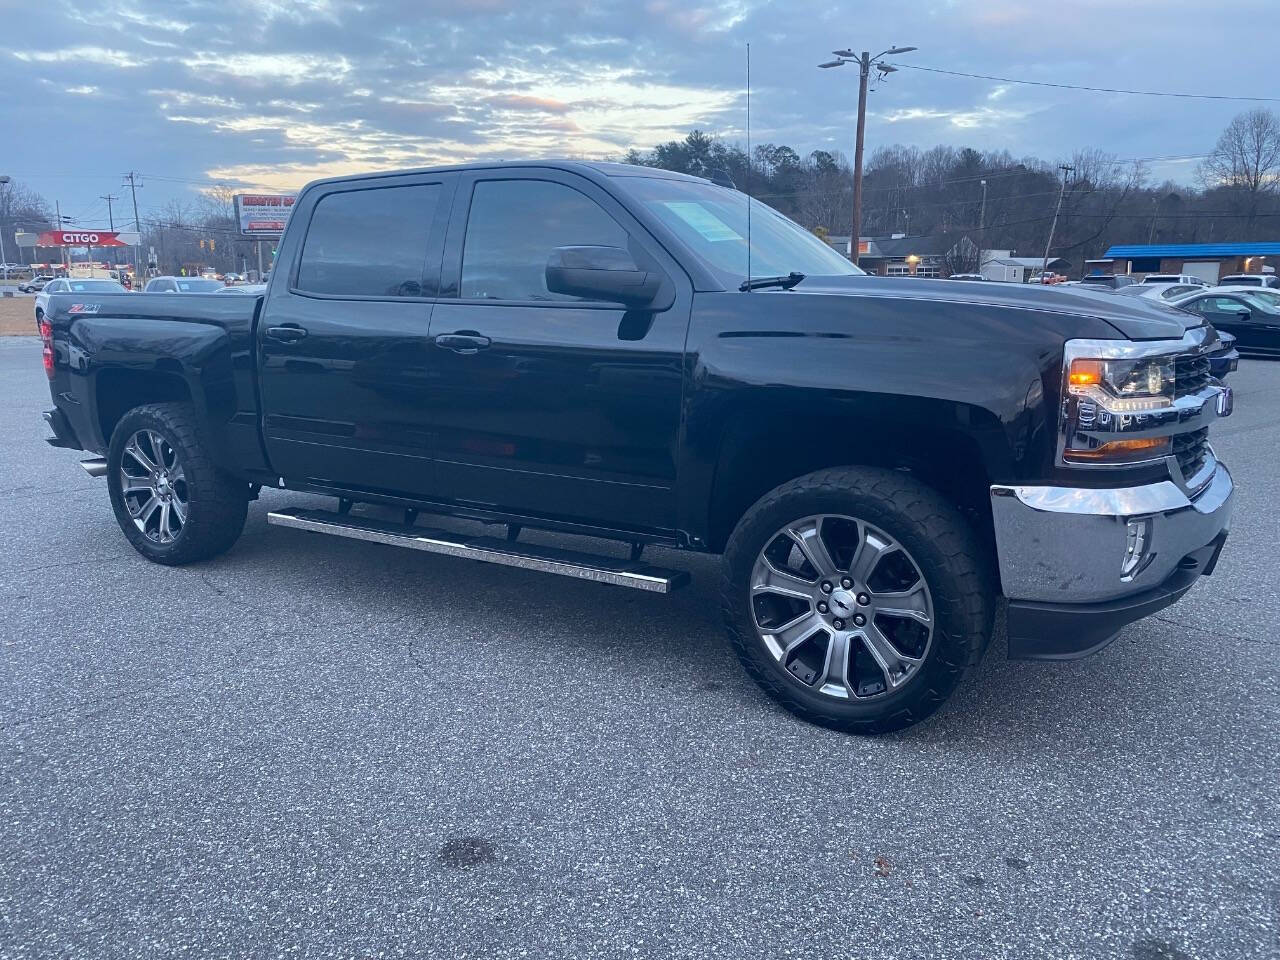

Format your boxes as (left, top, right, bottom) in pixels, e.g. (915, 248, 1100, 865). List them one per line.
(257, 172, 456, 498)
(423, 170, 690, 535)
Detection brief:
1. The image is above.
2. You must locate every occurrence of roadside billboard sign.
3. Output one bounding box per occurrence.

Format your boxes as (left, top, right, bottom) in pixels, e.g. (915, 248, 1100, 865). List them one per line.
(234, 194, 296, 238)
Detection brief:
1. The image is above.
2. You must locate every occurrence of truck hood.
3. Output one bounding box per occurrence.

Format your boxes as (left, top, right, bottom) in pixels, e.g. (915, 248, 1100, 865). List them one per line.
(786, 275, 1200, 341)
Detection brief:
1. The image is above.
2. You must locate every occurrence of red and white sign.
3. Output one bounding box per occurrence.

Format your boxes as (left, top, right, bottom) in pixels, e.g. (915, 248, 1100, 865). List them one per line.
(234, 194, 296, 238)
(36, 231, 140, 247)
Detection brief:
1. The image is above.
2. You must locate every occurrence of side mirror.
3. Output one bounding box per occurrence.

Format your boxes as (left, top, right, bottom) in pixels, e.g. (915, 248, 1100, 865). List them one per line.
(1236, 310, 1251, 321)
(545, 246, 665, 308)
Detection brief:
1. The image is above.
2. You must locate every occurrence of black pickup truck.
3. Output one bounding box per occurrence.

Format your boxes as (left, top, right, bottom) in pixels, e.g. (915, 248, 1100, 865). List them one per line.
(39, 161, 1235, 733)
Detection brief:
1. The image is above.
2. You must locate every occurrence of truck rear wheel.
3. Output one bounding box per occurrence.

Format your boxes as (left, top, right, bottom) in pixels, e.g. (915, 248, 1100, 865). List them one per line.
(106, 403, 247, 565)
(721, 466, 992, 734)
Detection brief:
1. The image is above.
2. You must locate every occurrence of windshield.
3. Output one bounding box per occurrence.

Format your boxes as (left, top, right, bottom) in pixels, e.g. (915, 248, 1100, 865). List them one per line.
(66, 280, 125, 293)
(176, 279, 224, 292)
(619, 176, 863, 288)
(1241, 292, 1280, 314)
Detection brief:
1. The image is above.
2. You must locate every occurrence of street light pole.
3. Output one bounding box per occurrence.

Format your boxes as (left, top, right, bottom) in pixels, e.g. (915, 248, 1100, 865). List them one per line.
(819, 44, 917, 267)
(851, 51, 870, 266)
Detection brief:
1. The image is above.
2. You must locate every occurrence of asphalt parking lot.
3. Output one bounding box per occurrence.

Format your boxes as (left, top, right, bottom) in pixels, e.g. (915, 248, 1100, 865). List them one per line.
(1, 335, 1276, 959)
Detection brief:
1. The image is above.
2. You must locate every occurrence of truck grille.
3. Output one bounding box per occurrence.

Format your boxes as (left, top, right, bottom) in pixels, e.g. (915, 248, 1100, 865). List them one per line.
(1174, 354, 1210, 397)
(1173, 427, 1209, 479)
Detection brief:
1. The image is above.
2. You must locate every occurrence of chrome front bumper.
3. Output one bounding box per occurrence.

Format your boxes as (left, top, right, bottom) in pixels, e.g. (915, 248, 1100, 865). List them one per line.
(990, 459, 1234, 659)
(991, 458, 1233, 604)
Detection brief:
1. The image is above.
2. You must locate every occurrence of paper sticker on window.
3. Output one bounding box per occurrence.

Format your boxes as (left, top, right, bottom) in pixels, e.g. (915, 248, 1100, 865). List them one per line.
(663, 202, 742, 242)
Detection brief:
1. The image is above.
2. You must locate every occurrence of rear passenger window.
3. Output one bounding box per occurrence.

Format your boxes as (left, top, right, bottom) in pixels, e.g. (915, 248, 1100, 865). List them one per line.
(460, 179, 628, 301)
(297, 183, 440, 298)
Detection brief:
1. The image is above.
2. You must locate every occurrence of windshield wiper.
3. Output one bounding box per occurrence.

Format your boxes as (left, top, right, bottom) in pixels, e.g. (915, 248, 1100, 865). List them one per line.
(740, 271, 805, 292)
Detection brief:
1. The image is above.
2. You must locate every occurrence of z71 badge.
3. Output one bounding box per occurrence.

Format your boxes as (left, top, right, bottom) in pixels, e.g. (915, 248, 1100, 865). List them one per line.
(67, 303, 101, 315)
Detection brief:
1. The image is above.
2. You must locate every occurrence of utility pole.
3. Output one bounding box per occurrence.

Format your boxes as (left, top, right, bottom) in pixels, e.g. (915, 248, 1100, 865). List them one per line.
(978, 178, 988, 271)
(55, 200, 69, 272)
(99, 193, 118, 267)
(123, 172, 142, 281)
(1147, 197, 1159, 244)
(1041, 165, 1073, 282)
(978, 179, 988, 235)
(0, 174, 10, 285)
(819, 44, 918, 266)
(100, 194, 118, 231)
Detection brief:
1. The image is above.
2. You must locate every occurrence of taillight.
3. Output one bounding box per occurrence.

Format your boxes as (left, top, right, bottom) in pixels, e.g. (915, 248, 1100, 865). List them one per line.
(39, 320, 54, 378)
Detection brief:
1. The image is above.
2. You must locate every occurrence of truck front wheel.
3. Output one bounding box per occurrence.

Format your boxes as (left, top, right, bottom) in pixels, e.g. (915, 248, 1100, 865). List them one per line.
(106, 403, 248, 565)
(721, 466, 993, 734)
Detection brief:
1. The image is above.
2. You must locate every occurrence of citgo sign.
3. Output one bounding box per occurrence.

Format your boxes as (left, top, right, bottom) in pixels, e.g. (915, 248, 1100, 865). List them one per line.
(36, 231, 138, 247)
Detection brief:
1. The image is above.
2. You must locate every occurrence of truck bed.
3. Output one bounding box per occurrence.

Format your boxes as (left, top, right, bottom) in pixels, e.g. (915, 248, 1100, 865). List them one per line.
(43, 292, 268, 474)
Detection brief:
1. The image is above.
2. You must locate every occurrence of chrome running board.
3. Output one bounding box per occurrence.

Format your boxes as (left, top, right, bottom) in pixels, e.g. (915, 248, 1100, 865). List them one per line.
(267, 506, 689, 593)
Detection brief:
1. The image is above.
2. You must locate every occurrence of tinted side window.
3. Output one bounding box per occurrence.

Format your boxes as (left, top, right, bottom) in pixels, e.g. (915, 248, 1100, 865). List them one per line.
(460, 179, 628, 301)
(1202, 297, 1243, 316)
(297, 183, 441, 298)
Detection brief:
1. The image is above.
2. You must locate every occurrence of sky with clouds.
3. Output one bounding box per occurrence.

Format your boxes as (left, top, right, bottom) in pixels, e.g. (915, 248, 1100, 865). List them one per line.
(2, 0, 1277, 228)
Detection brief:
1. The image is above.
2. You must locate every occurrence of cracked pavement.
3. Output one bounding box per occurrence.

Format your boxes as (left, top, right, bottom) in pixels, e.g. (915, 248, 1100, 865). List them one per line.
(1, 336, 1277, 959)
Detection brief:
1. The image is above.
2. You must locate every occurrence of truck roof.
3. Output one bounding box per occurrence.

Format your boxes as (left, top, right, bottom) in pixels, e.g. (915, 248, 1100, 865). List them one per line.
(300, 160, 711, 193)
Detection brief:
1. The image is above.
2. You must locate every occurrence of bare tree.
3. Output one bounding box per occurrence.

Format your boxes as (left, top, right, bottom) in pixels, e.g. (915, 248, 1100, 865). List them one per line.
(798, 150, 851, 235)
(0, 179, 52, 265)
(1198, 108, 1280, 227)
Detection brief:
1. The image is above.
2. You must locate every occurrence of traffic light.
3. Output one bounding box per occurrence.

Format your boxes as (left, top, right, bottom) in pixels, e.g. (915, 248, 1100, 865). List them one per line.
(199, 239, 206, 251)
(209, 239, 216, 252)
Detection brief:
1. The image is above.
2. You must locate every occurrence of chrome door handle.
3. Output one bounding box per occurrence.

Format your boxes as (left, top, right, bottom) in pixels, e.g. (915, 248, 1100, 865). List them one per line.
(434, 332, 491, 354)
(266, 325, 308, 343)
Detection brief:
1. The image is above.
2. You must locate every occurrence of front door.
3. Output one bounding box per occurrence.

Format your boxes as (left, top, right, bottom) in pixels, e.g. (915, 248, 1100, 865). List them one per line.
(1189, 294, 1280, 357)
(424, 172, 689, 536)
(257, 173, 455, 498)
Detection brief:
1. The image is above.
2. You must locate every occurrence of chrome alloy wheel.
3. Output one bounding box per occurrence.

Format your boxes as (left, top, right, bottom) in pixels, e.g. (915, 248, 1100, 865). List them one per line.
(119, 429, 188, 544)
(750, 514, 934, 700)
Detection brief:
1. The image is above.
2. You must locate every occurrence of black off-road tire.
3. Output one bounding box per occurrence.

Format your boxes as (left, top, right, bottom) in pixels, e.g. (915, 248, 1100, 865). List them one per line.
(721, 466, 993, 735)
(106, 402, 248, 565)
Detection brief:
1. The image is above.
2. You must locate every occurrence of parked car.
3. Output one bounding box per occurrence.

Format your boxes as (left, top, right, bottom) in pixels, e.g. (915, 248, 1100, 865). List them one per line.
(38, 160, 1235, 735)
(1171, 288, 1280, 357)
(1218, 273, 1279, 289)
(1140, 274, 1208, 287)
(34, 278, 126, 328)
(214, 283, 267, 295)
(144, 276, 226, 293)
(947, 273, 987, 281)
(1079, 274, 1138, 289)
(19, 274, 56, 293)
(1114, 283, 1204, 302)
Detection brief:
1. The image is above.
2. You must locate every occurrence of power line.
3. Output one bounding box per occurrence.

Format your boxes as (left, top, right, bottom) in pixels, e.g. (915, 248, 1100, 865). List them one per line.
(888, 62, 1280, 102)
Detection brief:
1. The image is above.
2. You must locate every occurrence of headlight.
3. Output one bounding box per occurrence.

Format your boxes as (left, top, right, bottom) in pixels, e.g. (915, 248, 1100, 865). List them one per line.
(1060, 343, 1179, 466)
(1067, 357, 1175, 413)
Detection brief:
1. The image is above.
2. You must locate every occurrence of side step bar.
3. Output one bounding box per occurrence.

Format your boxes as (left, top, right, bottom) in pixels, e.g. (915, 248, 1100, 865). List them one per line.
(267, 507, 690, 594)
(79, 458, 108, 478)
